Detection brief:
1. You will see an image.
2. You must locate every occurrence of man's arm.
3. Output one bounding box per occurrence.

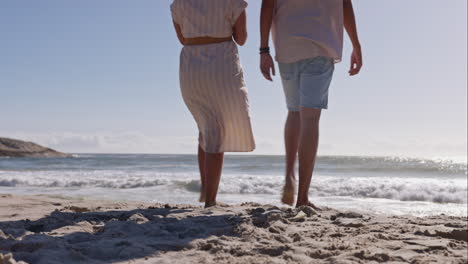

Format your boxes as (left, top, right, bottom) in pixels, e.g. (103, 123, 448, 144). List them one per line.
(260, 0, 275, 81)
(343, 0, 362, 76)
(260, 0, 274, 49)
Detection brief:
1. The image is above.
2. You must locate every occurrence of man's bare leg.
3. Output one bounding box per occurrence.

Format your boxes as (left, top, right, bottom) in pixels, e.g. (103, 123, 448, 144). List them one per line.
(198, 144, 207, 202)
(281, 111, 300, 205)
(204, 152, 224, 208)
(296, 107, 321, 209)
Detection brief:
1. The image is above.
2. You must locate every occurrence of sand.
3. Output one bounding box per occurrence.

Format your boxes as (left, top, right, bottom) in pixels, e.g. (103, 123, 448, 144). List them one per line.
(0, 194, 466, 264)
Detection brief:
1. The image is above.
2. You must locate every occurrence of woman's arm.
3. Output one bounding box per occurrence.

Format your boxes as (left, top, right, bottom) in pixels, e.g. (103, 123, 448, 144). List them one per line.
(343, 0, 362, 75)
(172, 20, 186, 45)
(233, 11, 247, 46)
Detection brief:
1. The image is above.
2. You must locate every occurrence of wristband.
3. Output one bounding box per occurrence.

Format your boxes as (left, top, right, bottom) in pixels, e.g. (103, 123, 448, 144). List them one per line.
(259, 47, 270, 54)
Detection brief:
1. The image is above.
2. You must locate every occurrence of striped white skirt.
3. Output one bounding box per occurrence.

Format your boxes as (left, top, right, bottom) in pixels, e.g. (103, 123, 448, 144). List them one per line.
(179, 41, 255, 153)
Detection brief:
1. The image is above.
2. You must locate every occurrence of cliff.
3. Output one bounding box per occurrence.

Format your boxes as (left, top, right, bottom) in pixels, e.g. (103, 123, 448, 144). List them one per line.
(0, 137, 71, 158)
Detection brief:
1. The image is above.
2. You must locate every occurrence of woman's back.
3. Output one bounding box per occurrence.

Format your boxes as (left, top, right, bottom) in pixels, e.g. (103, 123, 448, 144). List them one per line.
(171, 0, 247, 38)
(171, 0, 254, 207)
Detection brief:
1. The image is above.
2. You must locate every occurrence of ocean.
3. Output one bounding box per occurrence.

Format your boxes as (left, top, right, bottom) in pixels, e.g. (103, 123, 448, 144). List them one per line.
(0, 154, 466, 217)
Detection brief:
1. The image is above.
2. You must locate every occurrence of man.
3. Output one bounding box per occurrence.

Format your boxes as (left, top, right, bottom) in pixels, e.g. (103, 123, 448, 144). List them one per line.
(260, 0, 362, 208)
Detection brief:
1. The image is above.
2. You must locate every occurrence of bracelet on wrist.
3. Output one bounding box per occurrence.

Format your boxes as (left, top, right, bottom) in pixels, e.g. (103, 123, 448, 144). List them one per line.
(259, 47, 270, 54)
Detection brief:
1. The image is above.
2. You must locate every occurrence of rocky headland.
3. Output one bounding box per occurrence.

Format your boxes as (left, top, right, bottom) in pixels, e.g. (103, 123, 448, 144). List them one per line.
(0, 137, 71, 158)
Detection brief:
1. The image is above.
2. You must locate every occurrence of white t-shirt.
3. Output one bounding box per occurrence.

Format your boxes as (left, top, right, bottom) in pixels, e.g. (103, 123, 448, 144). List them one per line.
(272, 0, 344, 63)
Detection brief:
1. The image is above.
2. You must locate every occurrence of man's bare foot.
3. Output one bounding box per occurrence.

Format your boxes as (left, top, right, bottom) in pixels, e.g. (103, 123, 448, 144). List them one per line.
(199, 189, 206, 203)
(204, 201, 217, 208)
(281, 177, 296, 206)
(296, 201, 321, 211)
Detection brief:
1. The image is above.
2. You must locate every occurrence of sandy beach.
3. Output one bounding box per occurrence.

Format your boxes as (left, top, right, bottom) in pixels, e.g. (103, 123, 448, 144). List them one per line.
(0, 194, 466, 264)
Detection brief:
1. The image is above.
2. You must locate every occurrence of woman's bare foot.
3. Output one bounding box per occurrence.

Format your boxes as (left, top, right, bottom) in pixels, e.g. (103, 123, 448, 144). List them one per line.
(199, 188, 206, 203)
(204, 201, 217, 208)
(281, 177, 296, 206)
(296, 201, 321, 211)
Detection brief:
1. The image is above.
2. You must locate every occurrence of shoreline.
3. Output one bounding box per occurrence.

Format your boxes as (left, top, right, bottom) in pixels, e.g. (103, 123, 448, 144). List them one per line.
(0, 187, 466, 218)
(0, 194, 467, 264)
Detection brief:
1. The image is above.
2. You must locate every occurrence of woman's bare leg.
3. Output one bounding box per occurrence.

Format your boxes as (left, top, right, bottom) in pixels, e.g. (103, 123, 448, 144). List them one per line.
(204, 152, 224, 208)
(296, 107, 321, 209)
(198, 144, 207, 202)
(281, 111, 300, 205)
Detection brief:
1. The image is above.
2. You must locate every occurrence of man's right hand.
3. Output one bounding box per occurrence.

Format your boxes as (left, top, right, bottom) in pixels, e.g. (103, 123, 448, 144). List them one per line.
(349, 46, 362, 76)
(260, 53, 276, 81)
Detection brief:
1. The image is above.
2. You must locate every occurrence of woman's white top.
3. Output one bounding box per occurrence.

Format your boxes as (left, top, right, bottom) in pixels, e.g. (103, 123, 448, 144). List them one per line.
(171, 0, 248, 38)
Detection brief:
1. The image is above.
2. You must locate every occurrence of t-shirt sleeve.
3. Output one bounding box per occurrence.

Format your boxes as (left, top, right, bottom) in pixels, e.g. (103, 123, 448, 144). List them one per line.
(170, 1, 181, 24)
(230, 0, 248, 25)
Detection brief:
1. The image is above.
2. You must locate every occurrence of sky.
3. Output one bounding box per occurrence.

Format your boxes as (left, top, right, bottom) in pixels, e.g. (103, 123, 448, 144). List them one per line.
(0, 0, 467, 158)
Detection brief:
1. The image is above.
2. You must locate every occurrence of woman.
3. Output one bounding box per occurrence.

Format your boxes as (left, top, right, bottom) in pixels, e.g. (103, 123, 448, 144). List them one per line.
(171, 0, 255, 208)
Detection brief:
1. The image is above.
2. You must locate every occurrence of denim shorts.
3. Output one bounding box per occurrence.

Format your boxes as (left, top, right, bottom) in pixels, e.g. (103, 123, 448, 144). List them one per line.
(278, 56, 335, 111)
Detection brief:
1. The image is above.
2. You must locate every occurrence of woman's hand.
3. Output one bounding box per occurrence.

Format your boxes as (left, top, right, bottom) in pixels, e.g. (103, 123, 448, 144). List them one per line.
(173, 21, 186, 45)
(260, 53, 276, 81)
(233, 11, 247, 46)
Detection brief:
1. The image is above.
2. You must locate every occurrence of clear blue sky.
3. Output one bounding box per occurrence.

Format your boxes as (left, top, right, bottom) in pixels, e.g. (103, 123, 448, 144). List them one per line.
(1, 0, 466, 158)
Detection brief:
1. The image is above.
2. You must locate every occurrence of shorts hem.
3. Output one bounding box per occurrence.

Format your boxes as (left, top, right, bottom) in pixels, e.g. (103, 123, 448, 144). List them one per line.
(287, 107, 300, 112)
(300, 104, 328, 110)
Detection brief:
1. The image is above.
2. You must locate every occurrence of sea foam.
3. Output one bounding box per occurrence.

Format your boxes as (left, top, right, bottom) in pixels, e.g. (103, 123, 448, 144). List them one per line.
(0, 170, 466, 204)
